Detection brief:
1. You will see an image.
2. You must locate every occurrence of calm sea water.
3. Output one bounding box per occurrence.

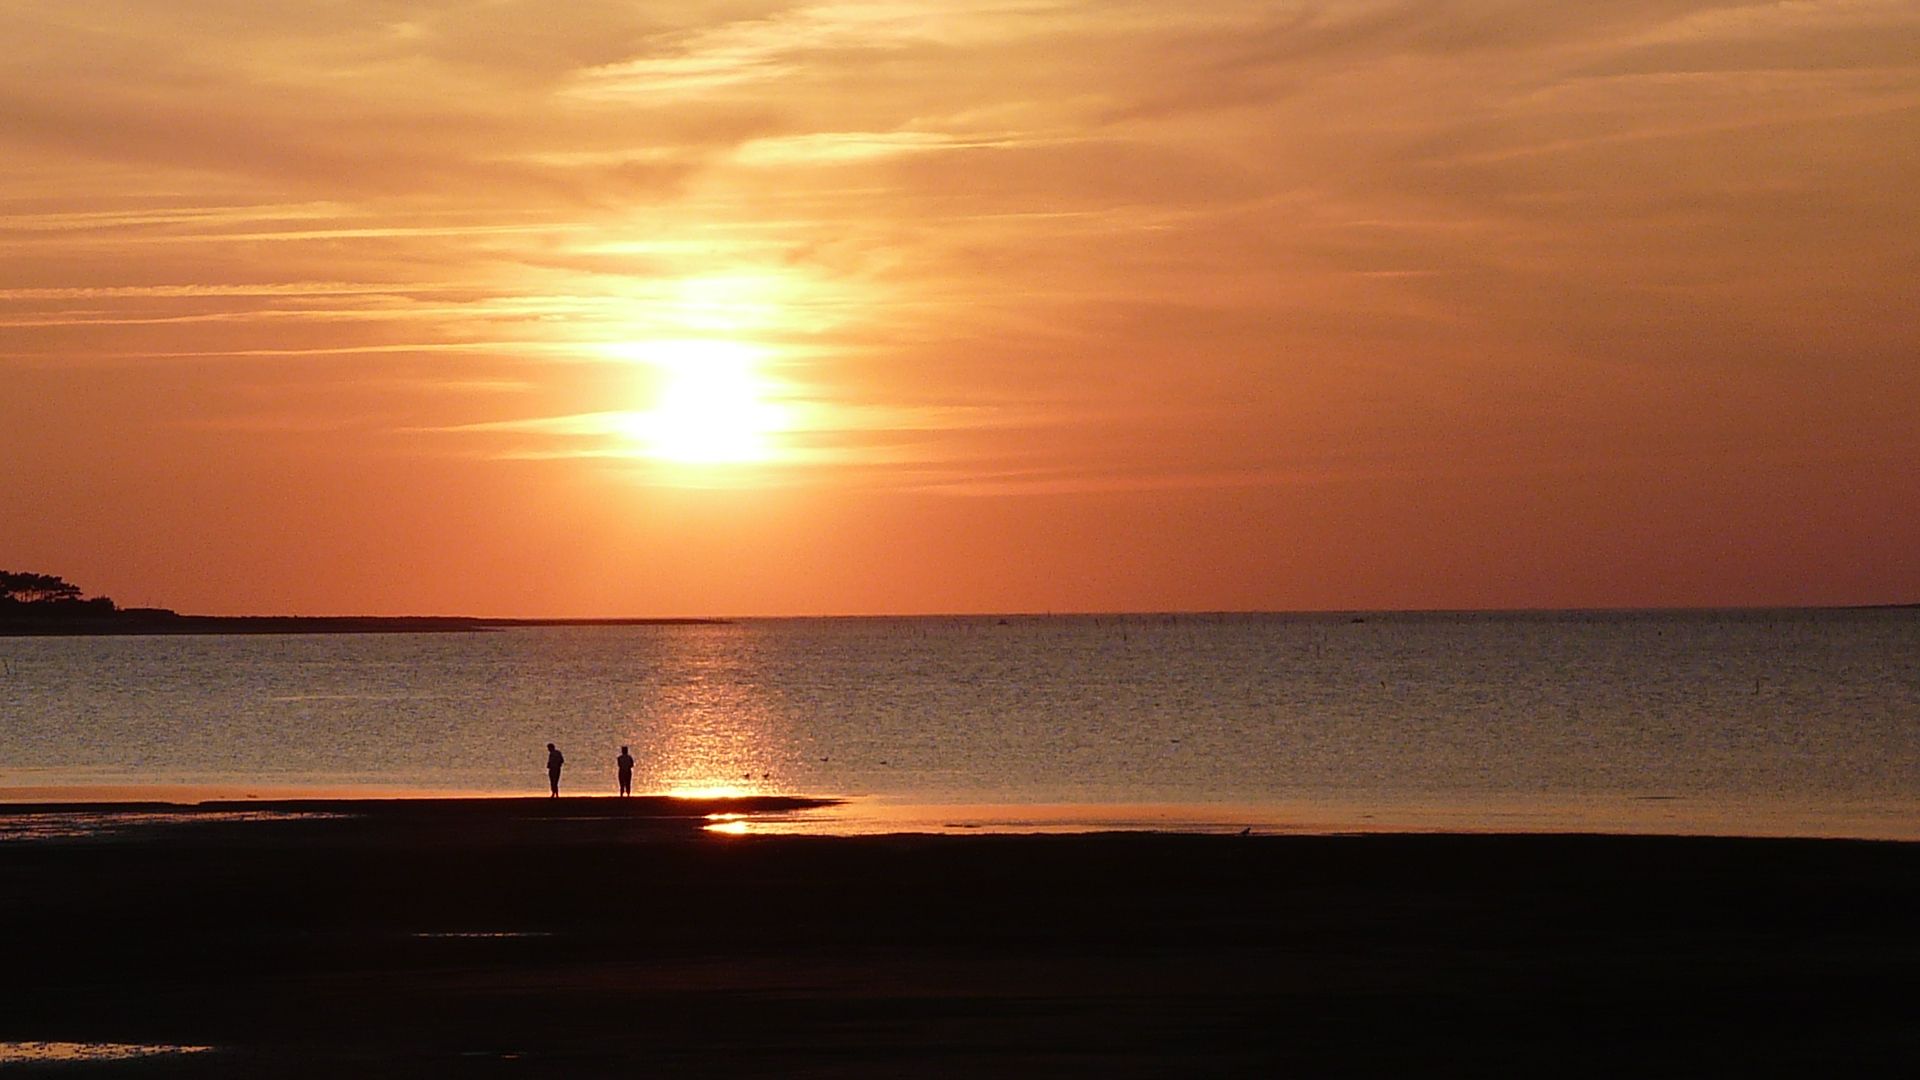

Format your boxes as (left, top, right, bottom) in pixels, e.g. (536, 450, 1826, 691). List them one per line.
(2, 611, 1916, 837)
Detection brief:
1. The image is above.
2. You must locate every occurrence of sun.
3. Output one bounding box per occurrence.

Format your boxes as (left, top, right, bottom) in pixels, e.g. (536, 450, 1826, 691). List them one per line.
(617, 339, 788, 464)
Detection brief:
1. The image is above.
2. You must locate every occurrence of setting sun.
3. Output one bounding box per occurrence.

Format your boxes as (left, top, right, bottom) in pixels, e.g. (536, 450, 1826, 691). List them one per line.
(613, 340, 790, 465)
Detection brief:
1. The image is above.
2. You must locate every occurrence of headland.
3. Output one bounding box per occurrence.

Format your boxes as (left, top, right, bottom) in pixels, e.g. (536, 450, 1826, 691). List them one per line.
(0, 612, 728, 636)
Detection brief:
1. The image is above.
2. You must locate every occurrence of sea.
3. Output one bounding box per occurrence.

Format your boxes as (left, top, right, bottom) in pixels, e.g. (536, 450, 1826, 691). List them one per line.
(2, 609, 1916, 838)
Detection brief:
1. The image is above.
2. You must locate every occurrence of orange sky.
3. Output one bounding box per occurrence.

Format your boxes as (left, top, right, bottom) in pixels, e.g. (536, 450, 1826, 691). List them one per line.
(4, 2, 1917, 616)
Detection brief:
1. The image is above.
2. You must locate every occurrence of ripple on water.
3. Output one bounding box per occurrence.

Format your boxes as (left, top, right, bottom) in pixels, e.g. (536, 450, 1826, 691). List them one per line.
(0, 1042, 213, 1063)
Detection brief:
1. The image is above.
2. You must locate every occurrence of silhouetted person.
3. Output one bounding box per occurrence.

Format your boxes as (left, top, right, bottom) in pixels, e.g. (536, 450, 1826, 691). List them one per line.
(616, 745, 635, 797)
(546, 743, 564, 797)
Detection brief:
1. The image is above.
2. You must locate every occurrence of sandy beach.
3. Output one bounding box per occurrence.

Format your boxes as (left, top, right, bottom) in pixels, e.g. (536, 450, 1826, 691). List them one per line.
(1, 798, 1915, 1077)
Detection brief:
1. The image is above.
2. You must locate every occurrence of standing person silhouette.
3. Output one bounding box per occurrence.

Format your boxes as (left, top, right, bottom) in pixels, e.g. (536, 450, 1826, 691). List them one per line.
(616, 745, 635, 797)
(546, 743, 565, 798)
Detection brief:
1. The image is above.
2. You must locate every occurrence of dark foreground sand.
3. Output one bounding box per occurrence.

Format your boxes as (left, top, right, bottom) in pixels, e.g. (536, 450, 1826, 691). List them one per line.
(1, 798, 1915, 1078)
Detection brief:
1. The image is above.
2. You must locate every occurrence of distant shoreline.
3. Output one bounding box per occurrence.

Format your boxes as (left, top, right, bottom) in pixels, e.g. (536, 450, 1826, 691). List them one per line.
(0, 614, 729, 637)
(4, 603, 1913, 637)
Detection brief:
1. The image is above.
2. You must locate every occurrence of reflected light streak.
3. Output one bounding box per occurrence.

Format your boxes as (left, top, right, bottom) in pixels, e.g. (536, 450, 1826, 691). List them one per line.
(636, 623, 808, 798)
(704, 819, 752, 835)
(669, 784, 754, 799)
(0, 1043, 212, 1064)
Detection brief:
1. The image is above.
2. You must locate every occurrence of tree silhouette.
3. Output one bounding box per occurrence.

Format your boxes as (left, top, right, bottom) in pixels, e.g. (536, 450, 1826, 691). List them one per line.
(0, 571, 113, 612)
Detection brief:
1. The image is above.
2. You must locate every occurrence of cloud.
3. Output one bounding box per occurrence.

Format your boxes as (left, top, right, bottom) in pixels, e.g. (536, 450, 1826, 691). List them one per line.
(4, 0, 1916, 498)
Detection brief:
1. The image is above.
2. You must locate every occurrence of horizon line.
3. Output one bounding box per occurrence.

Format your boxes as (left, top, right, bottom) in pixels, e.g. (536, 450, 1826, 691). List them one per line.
(50, 601, 1920, 622)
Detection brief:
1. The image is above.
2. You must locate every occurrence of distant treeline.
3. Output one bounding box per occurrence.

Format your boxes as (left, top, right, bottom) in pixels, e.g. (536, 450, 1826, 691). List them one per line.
(0, 571, 121, 619)
(0, 569, 191, 633)
(0, 570, 724, 636)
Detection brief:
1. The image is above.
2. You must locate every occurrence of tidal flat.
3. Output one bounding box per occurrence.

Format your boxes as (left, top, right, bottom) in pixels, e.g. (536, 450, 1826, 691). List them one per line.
(0, 798, 1915, 1077)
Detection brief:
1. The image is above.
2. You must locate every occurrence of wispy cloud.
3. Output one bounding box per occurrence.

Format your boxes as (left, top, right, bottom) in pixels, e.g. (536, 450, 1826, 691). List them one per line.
(4, 0, 1916, 497)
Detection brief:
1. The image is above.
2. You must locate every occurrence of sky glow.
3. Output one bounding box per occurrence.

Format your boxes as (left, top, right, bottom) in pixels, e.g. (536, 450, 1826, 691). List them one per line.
(3, 1, 1917, 615)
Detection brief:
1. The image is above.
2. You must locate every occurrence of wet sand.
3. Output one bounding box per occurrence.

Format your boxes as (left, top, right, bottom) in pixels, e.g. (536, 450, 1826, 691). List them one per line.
(1, 798, 1915, 1077)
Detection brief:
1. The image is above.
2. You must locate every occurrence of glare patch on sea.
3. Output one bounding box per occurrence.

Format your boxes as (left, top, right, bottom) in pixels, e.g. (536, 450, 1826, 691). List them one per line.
(0, 1042, 213, 1063)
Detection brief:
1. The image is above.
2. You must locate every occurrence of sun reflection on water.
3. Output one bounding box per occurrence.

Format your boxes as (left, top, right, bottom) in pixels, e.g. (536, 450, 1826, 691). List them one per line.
(669, 785, 755, 799)
(630, 624, 799, 800)
(0, 1043, 212, 1064)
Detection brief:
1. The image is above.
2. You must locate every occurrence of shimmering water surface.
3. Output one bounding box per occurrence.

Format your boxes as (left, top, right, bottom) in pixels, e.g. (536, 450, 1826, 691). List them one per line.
(2, 611, 1916, 837)
(0, 1042, 212, 1064)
